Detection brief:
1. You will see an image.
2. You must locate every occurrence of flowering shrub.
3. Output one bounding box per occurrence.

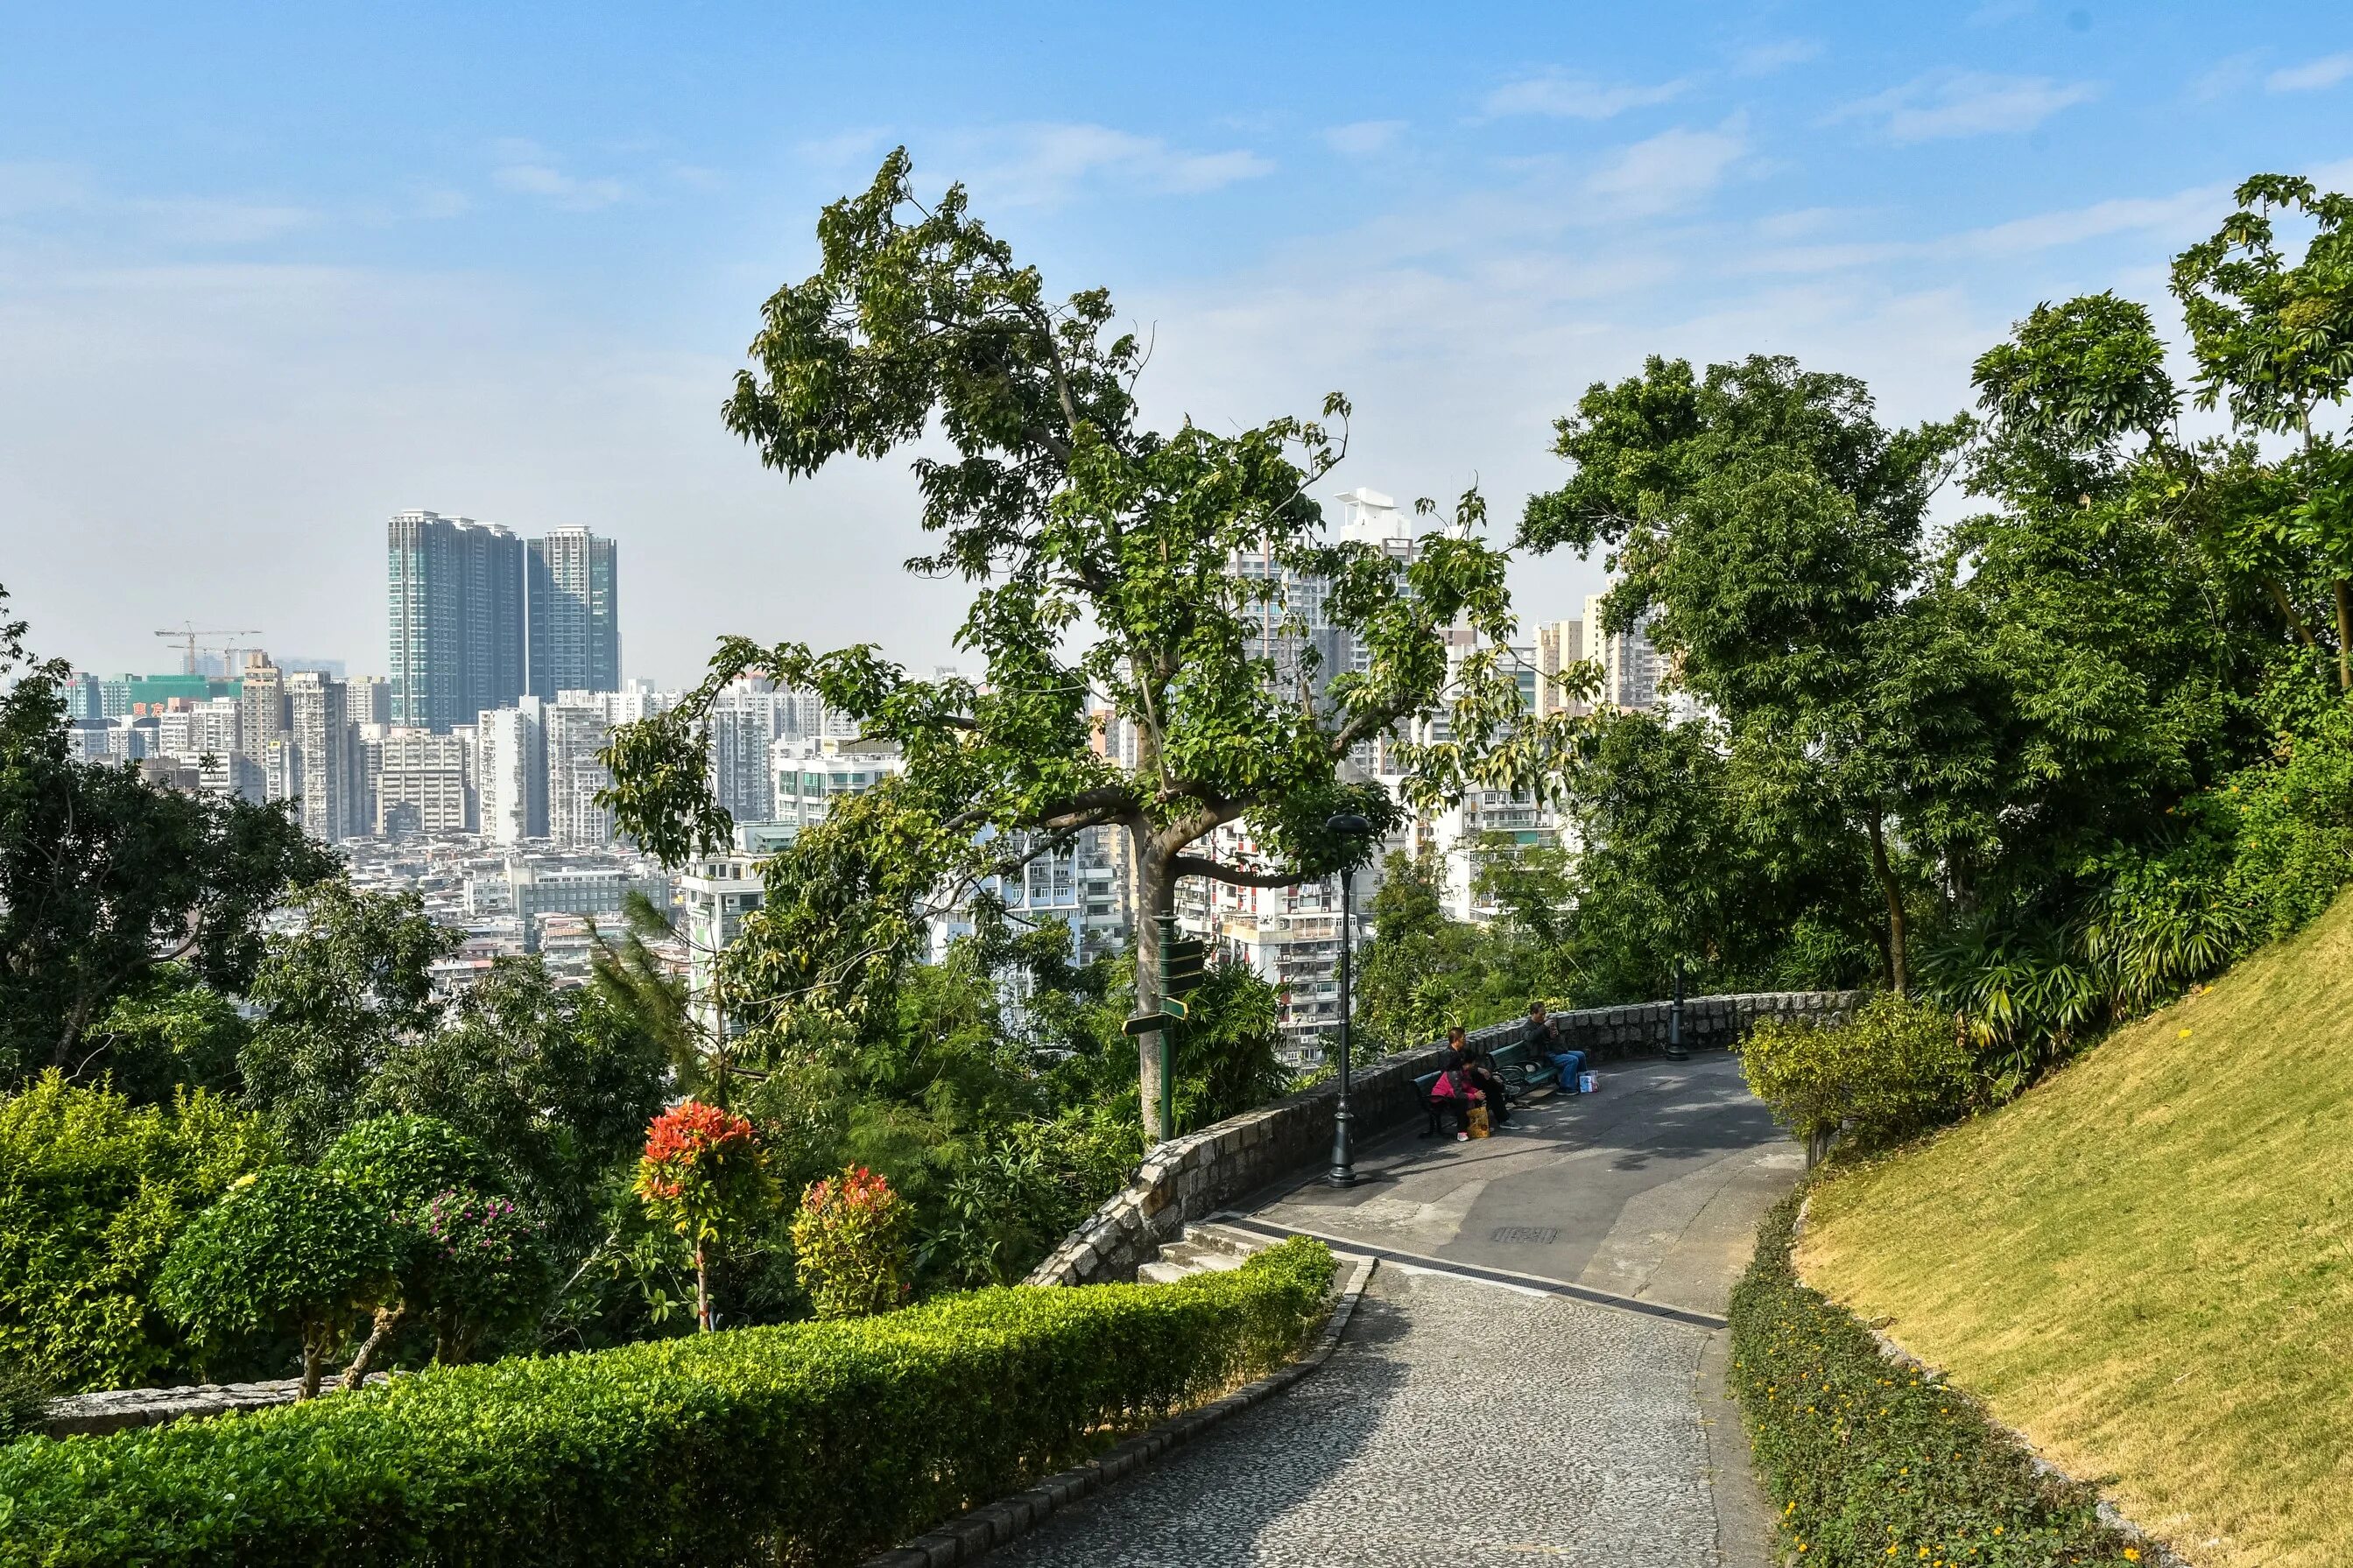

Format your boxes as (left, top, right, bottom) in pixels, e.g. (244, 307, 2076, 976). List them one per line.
(633, 1100, 773, 1330)
(1729, 1192, 2139, 1565)
(412, 1189, 548, 1362)
(790, 1165, 912, 1318)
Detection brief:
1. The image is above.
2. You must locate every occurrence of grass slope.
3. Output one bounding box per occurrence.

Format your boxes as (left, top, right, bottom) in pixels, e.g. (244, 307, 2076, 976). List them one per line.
(1799, 891, 2353, 1568)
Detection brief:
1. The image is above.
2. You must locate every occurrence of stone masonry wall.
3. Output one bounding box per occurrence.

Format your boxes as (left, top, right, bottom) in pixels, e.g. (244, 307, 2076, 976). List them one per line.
(1025, 989, 1860, 1287)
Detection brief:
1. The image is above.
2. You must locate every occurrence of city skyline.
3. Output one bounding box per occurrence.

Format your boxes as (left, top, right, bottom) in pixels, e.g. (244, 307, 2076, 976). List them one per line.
(6, 4, 2349, 688)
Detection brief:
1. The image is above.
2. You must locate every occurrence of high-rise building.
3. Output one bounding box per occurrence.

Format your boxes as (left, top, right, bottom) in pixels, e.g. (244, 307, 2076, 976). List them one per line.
(349, 675, 393, 726)
(1582, 594, 1661, 712)
(546, 686, 666, 847)
(527, 527, 620, 700)
(285, 671, 355, 842)
(387, 510, 527, 733)
(377, 728, 473, 836)
(238, 657, 287, 785)
(1532, 619, 1589, 720)
(704, 679, 816, 826)
(478, 698, 549, 845)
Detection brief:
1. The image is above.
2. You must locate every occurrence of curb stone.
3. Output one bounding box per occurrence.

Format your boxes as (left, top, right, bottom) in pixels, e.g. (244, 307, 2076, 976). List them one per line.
(856, 1250, 1378, 1568)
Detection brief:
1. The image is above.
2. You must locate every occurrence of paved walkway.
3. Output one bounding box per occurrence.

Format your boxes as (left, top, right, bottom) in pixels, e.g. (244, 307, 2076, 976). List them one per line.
(994, 1052, 1800, 1567)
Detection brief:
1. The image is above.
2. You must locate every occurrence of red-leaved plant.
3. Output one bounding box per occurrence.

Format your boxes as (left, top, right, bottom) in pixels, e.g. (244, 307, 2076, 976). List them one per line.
(633, 1101, 774, 1332)
(790, 1165, 912, 1319)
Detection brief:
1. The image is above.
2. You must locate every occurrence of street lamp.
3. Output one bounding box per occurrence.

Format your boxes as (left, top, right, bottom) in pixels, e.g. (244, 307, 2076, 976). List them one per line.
(1324, 812, 1372, 1188)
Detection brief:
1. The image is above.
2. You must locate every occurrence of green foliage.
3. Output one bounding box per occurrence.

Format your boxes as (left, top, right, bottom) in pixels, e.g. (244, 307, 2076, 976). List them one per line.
(0, 586, 333, 1089)
(154, 1166, 395, 1394)
(322, 1114, 497, 1216)
(0, 1357, 48, 1443)
(0, 1237, 1336, 1567)
(1728, 1192, 2136, 1566)
(1741, 994, 1980, 1158)
(602, 150, 1562, 1136)
(405, 1189, 550, 1363)
(0, 1072, 279, 1393)
(790, 1165, 912, 1318)
(81, 973, 250, 1107)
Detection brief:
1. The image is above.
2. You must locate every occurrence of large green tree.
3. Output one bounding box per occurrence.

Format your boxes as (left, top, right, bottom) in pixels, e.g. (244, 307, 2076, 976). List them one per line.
(1518, 355, 1979, 988)
(0, 587, 332, 1085)
(603, 151, 1561, 1136)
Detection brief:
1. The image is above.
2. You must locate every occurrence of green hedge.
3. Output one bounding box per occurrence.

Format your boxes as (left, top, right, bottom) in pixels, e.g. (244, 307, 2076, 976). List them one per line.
(0, 1236, 1335, 1567)
(1727, 1192, 2138, 1566)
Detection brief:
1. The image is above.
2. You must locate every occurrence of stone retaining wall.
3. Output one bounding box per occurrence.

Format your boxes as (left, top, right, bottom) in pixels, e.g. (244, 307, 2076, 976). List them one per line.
(42, 1374, 387, 1438)
(1026, 988, 1860, 1287)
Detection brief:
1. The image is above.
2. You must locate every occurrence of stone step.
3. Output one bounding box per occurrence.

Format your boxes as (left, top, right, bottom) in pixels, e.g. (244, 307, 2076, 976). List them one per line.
(1135, 1220, 1279, 1283)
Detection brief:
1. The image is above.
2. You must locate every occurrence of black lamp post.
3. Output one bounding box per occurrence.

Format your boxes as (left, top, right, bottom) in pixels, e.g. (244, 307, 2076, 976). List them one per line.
(1325, 812, 1372, 1188)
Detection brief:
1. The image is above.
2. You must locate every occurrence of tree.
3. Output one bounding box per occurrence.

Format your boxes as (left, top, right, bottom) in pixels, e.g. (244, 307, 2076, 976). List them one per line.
(2173, 175, 2353, 688)
(237, 882, 455, 1154)
(602, 151, 1562, 1136)
(789, 1165, 911, 1320)
(154, 1165, 394, 1398)
(0, 585, 333, 1086)
(0, 1072, 279, 1393)
(1519, 355, 1979, 989)
(322, 1114, 546, 1382)
(634, 1100, 775, 1332)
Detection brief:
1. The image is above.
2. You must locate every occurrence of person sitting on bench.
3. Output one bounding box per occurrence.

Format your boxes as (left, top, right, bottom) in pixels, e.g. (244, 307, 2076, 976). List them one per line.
(1527, 1002, 1585, 1092)
(1453, 1026, 1513, 1130)
(1431, 1027, 1489, 1141)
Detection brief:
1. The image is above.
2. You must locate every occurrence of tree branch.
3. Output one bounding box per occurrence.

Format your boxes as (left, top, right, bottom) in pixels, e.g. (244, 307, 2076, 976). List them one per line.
(1171, 854, 1313, 889)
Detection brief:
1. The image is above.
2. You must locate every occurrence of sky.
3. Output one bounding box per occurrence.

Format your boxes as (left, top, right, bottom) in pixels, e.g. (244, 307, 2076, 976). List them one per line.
(4, 2, 2350, 687)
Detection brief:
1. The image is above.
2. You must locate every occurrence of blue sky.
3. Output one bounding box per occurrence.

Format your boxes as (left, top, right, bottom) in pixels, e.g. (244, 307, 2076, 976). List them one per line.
(4, 2, 2350, 683)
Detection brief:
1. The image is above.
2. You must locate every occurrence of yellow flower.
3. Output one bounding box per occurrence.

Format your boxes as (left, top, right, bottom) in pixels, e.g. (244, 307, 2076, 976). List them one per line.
(2178, 1028, 2192, 1039)
(2124, 1551, 2140, 1563)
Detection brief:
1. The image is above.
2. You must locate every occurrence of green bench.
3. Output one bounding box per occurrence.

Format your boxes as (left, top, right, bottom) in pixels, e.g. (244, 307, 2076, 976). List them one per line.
(1412, 1039, 1565, 1136)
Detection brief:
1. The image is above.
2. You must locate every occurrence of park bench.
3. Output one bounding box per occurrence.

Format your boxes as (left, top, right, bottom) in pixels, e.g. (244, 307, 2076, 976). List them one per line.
(1413, 1043, 1573, 1136)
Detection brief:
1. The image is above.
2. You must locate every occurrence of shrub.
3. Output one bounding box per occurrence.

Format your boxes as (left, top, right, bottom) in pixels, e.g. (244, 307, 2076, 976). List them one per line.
(633, 1100, 774, 1332)
(0, 1237, 1337, 1567)
(1728, 1192, 2136, 1565)
(1741, 993, 1978, 1160)
(0, 1072, 278, 1393)
(322, 1114, 498, 1213)
(152, 1167, 396, 1398)
(409, 1188, 548, 1361)
(792, 1164, 912, 1318)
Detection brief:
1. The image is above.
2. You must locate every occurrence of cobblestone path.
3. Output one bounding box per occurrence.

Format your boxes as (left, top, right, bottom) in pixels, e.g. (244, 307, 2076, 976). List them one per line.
(992, 1262, 1729, 1567)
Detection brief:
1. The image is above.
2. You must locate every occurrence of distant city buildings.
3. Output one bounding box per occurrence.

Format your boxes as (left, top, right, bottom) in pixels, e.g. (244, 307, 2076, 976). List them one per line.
(387, 511, 528, 732)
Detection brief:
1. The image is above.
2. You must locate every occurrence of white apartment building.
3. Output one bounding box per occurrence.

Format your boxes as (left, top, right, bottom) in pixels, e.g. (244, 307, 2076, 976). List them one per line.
(703, 679, 824, 826)
(377, 728, 474, 836)
(1173, 824, 1360, 1067)
(285, 671, 356, 843)
(927, 826, 1126, 967)
(506, 859, 671, 953)
(677, 852, 765, 1038)
(1582, 594, 1662, 712)
(546, 684, 669, 847)
(768, 735, 904, 828)
(478, 698, 548, 845)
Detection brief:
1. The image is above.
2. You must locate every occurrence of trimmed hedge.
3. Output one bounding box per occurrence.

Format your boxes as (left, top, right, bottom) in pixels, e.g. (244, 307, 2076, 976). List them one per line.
(0, 1236, 1334, 1567)
(1728, 1192, 2138, 1566)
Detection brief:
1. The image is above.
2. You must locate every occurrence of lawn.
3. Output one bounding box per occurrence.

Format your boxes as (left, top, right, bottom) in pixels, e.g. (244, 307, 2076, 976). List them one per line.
(1797, 891, 2353, 1568)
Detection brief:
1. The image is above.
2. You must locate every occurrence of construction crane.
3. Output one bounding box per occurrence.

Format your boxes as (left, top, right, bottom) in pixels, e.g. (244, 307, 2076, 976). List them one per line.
(155, 624, 264, 677)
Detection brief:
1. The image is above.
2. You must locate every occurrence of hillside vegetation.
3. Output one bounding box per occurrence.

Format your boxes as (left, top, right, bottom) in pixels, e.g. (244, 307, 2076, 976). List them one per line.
(1799, 890, 2353, 1568)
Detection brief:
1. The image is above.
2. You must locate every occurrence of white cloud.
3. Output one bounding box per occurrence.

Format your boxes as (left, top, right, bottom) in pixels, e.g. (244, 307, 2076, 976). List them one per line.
(1732, 40, 1822, 77)
(134, 198, 314, 246)
(1482, 71, 1687, 120)
(2267, 53, 2353, 93)
(796, 128, 894, 169)
(2192, 53, 2264, 102)
(1962, 184, 2227, 255)
(1835, 71, 2100, 142)
(491, 162, 627, 210)
(1324, 120, 1406, 157)
(1584, 121, 1749, 215)
(955, 123, 1273, 207)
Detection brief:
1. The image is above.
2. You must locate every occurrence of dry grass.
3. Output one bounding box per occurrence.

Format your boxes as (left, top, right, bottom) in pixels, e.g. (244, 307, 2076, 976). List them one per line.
(1798, 891, 2353, 1568)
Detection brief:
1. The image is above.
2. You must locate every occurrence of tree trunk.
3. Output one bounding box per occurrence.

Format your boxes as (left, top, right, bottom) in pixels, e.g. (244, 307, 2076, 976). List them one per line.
(1133, 842, 1173, 1143)
(2335, 579, 2351, 693)
(341, 1303, 405, 1390)
(695, 1242, 712, 1333)
(1865, 808, 1907, 995)
(299, 1334, 327, 1401)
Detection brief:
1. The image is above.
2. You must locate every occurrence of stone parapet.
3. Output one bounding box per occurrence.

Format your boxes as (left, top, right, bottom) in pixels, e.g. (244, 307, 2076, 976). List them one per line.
(41, 1374, 388, 1438)
(1026, 989, 1859, 1287)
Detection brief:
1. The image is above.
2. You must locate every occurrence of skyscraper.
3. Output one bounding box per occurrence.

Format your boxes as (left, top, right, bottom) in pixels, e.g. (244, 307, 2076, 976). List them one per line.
(387, 510, 527, 733)
(285, 671, 355, 842)
(527, 527, 620, 700)
(478, 698, 548, 845)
